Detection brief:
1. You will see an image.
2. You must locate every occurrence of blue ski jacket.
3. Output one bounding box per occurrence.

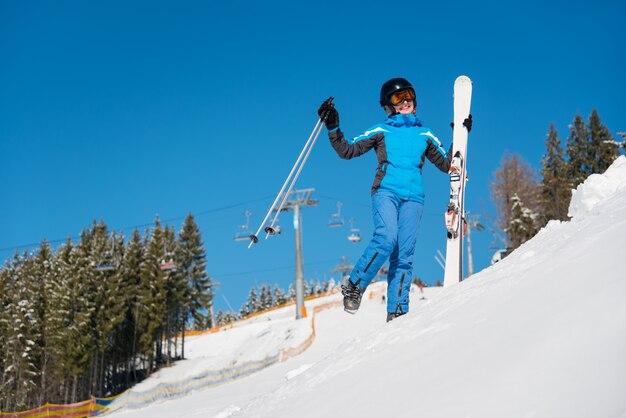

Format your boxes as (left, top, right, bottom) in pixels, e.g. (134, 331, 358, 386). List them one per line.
(329, 113, 451, 203)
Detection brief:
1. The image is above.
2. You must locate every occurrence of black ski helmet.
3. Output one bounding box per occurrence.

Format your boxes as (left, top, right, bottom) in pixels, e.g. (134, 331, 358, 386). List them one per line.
(379, 77, 416, 115)
(379, 77, 415, 106)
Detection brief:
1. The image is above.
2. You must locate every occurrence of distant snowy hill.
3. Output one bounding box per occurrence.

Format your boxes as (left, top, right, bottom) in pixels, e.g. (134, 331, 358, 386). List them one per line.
(111, 156, 626, 418)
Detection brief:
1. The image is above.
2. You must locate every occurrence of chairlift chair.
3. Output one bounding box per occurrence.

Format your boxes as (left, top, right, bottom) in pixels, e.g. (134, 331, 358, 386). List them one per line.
(234, 230, 252, 241)
(160, 259, 177, 271)
(347, 218, 362, 243)
(234, 211, 253, 242)
(160, 238, 177, 271)
(94, 263, 117, 272)
(328, 201, 344, 228)
(93, 238, 118, 271)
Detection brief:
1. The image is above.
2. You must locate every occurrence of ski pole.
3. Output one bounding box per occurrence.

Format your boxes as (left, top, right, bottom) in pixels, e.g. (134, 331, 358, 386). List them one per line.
(248, 118, 323, 248)
(248, 98, 334, 248)
(264, 117, 325, 238)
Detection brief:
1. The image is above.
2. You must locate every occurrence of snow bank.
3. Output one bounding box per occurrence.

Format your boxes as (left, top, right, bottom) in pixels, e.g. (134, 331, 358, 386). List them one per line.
(568, 155, 626, 218)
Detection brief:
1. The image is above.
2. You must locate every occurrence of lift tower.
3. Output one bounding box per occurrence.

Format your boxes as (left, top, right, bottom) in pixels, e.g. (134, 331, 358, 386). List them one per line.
(269, 188, 318, 319)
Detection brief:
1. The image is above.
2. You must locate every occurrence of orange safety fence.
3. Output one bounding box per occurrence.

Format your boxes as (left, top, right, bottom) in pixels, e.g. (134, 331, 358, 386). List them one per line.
(184, 290, 340, 338)
(0, 394, 124, 418)
(1, 399, 94, 418)
(279, 299, 342, 362)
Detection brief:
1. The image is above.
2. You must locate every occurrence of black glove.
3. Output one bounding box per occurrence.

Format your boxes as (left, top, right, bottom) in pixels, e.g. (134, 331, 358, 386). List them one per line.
(463, 114, 473, 132)
(317, 97, 339, 131)
(450, 114, 473, 133)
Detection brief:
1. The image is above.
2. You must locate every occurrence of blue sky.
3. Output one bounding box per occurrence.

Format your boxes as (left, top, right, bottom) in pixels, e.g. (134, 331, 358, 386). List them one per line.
(1, 0, 624, 313)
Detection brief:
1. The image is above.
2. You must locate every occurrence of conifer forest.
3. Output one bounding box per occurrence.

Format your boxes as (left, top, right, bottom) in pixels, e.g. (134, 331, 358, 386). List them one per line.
(0, 214, 212, 411)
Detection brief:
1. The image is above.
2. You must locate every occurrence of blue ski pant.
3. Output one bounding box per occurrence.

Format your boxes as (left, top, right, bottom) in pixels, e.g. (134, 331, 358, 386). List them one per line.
(349, 191, 424, 314)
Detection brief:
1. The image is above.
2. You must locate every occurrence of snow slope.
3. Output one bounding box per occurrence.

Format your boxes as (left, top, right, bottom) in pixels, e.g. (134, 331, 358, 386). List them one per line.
(110, 156, 626, 418)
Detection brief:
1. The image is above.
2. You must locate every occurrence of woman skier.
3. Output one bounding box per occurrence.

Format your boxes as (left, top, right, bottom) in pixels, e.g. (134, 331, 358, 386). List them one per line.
(318, 77, 472, 322)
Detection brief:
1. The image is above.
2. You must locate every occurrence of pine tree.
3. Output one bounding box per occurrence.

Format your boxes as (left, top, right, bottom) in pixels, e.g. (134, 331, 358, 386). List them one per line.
(322, 280, 330, 293)
(287, 283, 296, 301)
(88, 223, 127, 397)
(567, 110, 619, 190)
(0, 262, 10, 410)
(506, 194, 539, 250)
(68, 229, 97, 402)
(138, 218, 167, 373)
(178, 214, 212, 360)
(43, 240, 71, 404)
(588, 109, 619, 174)
(567, 114, 592, 188)
(162, 226, 185, 364)
(272, 284, 287, 306)
(50, 238, 82, 404)
(246, 287, 259, 313)
(259, 285, 273, 310)
(239, 302, 251, 318)
(539, 124, 571, 223)
(215, 310, 225, 326)
(33, 240, 66, 405)
(3, 254, 40, 410)
(119, 229, 145, 385)
(313, 280, 322, 295)
(223, 311, 238, 324)
(100, 231, 132, 395)
(0, 253, 19, 410)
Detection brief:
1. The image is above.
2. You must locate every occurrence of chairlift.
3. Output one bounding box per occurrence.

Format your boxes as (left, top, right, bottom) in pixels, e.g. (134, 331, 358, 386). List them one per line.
(234, 211, 253, 242)
(160, 240, 177, 271)
(94, 263, 117, 272)
(347, 218, 361, 243)
(328, 201, 344, 228)
(160, 259, 177, 271)
(94, 238, 119, 272)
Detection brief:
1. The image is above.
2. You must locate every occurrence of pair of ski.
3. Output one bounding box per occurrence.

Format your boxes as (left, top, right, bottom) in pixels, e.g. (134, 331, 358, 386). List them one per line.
(443, 75, 473, 287)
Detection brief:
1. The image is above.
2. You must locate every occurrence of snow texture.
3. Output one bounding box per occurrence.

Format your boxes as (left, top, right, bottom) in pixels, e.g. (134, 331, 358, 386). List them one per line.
(109, 156, 626, 418)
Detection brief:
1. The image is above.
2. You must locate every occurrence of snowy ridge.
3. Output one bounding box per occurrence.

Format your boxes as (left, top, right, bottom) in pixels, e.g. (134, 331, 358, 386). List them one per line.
(111, 157, 626, 418)
(568, 155, 626, 218)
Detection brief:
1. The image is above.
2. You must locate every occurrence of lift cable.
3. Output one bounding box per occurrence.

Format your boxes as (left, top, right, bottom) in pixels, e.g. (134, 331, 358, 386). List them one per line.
(0, 195, 274, 254)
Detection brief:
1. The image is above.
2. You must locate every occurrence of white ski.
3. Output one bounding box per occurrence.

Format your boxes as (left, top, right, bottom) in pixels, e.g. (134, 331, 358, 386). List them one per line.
(443, 75, 472, 287)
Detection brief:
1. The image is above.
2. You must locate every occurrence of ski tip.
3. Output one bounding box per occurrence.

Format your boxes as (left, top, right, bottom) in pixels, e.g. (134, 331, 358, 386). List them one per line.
(455, 75, 472, 84)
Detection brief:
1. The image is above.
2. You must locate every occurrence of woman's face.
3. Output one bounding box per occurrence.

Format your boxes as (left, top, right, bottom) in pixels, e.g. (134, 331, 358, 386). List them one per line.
(394, 99, 415, 115)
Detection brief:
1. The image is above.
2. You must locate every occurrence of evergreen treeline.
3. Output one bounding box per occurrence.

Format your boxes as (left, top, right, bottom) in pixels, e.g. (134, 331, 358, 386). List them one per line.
(215, 279, 337, 326)
(0, 214, 212, 412)
(491, 109, 621, 251)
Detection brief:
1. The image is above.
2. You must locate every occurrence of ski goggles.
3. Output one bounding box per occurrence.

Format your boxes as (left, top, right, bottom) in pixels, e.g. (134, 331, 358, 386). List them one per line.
(389, 89, 416, 105)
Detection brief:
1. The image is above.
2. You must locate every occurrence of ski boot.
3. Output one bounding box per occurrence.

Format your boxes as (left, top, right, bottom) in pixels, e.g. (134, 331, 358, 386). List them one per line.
(386, 306, 406, 322)
(341, 279, 366, 314)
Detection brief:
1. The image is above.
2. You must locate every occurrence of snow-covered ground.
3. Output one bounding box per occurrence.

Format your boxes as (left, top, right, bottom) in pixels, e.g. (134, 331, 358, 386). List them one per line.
(109, 156, 626, 418)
